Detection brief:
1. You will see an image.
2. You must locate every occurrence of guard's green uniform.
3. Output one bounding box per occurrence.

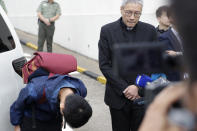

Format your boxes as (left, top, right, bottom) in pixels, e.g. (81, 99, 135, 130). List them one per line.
(37, 0, 61, 52)
(0, 0, 7, 13)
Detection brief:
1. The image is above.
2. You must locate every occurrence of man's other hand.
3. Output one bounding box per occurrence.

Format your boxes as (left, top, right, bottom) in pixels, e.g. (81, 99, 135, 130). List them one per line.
(123, 85, 140, 100)
(14, 125, 20, 131)
(166, 50, 177, 56)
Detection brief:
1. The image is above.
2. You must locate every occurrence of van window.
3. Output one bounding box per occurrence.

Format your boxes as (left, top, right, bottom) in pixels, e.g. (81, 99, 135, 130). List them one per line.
(0, 14, 15, 53)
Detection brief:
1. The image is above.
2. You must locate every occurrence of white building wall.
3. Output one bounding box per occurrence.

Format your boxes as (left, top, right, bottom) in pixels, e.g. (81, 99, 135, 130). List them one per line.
(5, 0, 167, 60)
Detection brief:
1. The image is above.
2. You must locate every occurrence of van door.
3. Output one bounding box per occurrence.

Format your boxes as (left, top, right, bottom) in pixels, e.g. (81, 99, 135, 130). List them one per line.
(0, 7, 26, 130)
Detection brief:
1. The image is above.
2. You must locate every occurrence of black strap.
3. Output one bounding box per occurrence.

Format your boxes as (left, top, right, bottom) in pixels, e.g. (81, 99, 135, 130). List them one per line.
(31, 103, 36, 128)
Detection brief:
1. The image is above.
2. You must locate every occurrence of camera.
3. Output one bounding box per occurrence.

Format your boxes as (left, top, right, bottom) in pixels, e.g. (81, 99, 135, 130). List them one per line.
(113, 42, 196, 130)
(113, 42, 184, 104)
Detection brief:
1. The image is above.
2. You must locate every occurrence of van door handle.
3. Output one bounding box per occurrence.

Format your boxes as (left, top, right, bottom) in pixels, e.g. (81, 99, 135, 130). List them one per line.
(12, 57, 27, 77)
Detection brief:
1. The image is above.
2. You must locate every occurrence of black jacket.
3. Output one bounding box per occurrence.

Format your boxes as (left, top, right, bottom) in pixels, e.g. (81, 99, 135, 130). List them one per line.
(159, 28, 183, 81)
(98, 18, 158, 109)
(159, 28, 183, 52)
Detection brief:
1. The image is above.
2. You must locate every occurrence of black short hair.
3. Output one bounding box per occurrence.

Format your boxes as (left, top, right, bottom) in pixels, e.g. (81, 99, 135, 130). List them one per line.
(170, 0, 197, 82)
(156, 5, 169, 18)
(63, 94, 92, 128)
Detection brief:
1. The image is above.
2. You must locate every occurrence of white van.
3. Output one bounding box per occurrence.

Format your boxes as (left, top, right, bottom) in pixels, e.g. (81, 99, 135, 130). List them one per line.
(0, 6, 26, 130)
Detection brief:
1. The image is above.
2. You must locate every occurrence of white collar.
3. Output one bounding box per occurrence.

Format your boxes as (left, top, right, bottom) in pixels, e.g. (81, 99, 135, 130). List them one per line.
(171, 28, 179, 37)
(171, 27, 182, 44)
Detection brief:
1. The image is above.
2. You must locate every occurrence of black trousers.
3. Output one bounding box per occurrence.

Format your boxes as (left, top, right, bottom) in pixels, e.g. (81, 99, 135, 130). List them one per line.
(37, 22, 55, 52)
(109, 102, 145, 131)
(20, 116, 62, 131)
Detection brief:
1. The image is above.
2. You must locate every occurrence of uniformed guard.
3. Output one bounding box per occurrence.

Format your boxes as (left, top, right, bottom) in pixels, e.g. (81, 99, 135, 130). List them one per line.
(0, 0, 7, 13)
(37, 0, 61, 52)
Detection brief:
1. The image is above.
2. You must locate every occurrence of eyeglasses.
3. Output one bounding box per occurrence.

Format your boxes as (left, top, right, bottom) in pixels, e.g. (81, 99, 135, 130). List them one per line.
(123, 10, 141, 18)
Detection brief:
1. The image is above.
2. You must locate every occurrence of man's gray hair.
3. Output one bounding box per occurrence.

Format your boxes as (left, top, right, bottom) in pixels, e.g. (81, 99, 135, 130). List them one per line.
(121, 0, 143, 7)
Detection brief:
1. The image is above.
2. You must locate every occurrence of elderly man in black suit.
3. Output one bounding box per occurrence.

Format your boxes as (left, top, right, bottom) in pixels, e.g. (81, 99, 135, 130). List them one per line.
(98, 0, 157, 131)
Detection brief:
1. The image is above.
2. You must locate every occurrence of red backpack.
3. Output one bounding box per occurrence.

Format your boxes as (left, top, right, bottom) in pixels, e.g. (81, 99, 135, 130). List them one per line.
(22, 52, 77, 84)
